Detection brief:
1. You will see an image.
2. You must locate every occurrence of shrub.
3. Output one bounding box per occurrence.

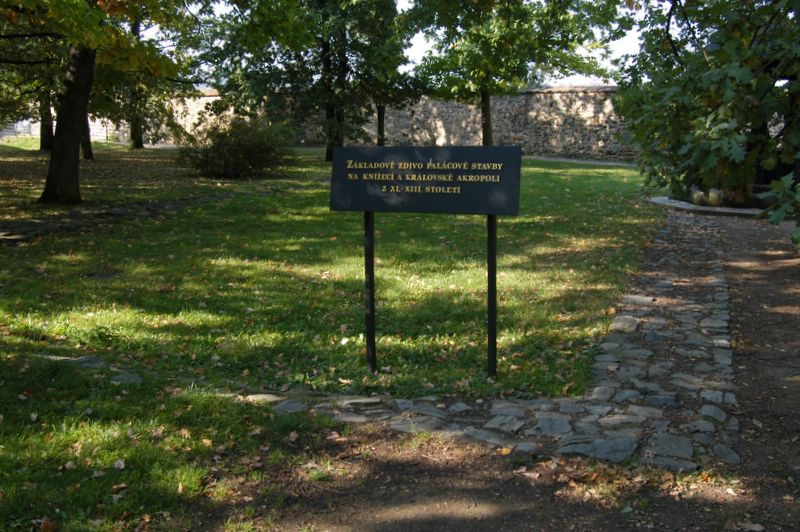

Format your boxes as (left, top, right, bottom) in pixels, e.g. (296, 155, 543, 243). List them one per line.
(181, 117, 296, 179)
(758, 173, 800, 245)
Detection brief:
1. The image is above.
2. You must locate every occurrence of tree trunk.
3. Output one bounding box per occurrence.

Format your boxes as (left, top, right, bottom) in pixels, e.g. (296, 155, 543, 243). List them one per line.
(480, 88, 492, 147)
(321, 33, 335, 162)
(377, 104, 386, 146)
(38, 45, 96, 204)
(38, 91, 54, 151)
(129, 17, 145, 149)
(129, 112, 145, 149)
(81, 111, 94, 160)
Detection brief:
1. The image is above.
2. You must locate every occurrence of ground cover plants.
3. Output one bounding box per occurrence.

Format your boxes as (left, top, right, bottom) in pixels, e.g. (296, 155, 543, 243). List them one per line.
(0, 142, 663, 528)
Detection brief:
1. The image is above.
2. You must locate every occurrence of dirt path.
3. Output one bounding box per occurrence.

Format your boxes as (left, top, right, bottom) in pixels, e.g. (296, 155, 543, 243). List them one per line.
(180, 214, 799, 531)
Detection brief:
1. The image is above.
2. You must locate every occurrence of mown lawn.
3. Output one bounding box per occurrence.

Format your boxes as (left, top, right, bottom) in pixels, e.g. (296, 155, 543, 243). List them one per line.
(0, 142, 663, 528)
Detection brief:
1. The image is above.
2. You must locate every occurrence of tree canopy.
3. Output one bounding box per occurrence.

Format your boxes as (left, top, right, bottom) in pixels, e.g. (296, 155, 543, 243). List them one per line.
(1, 1, 202, 203)
(615, 0, 800, 204)
(410, 0, 627, 146)
(204, 0, 417, 160)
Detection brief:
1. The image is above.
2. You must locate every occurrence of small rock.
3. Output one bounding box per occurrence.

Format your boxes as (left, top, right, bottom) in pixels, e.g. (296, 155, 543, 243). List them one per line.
(646, 434, 693, 460)
(395, 399, 414, 410)
(483, 415, 525, 435)
(699, 390, 724, 404)
(272, 399, 308, 415)
(389, 415, 444, 434)
(627, 405, 663, 419)
(712, 444, 740, 464)
(409, 402, 448, 419)
(699, 404, 727, 423)
(110, 372, 142, 385)
(243, 393, 284, 404)
(586, 386, 615, 402)
(598, 414, 645, 428)
(622, 294, 655, 306)
(463, 426, 508, 447)
(613, 389, 642, 403)
(338, 396, 383, 408)
(591, 437, 639, 463)
(526, 414, 572, 437)
(448, 402, 473, 414)
(645, 456, 698, 473)
(68, 356, 106, 369)
(512, 442, 539, 455)
(334, 412, 369, 423)
(682, 420, 716, 433)
(490, 400, 526, 418)
(610, 315, 640, 333)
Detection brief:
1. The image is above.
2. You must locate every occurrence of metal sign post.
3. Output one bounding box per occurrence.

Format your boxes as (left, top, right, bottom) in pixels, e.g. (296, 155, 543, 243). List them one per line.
(331, 146, 521, 377)
(364, 211, 377, 373)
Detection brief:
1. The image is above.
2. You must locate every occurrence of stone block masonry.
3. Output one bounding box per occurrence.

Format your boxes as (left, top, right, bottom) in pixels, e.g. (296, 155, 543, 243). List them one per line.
(302, 86, 637, 163)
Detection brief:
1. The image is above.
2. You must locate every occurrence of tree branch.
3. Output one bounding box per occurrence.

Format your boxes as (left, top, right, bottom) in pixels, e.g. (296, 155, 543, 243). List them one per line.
(665, 2, 685, 66)
(0, 32, 63, 40)
(0, 57, 57, 65)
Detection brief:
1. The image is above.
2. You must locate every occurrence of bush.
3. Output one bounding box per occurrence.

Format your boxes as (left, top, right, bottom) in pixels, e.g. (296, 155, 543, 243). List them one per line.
(758, 173, 800, 245)
(181, 117, 296, 179)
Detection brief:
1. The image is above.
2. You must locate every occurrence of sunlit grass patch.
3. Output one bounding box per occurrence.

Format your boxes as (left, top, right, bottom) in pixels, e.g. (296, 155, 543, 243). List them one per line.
(0, 355, 335, 529)
(1, 150, 663, 397)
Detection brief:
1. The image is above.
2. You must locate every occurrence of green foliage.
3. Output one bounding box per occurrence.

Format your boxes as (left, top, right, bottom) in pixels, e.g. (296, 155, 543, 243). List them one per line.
(615, 0, 800, 204)
(758, 173, 800, 244)
(408, 0, 627, 144)
(202, 0, 417, 156)
(412, 0, 623, 101)
(181, 118, 296, 179)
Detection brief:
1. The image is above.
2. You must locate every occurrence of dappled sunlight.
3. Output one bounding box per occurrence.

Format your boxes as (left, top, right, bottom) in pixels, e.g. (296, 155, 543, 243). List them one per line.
(1, 150, 663, 397)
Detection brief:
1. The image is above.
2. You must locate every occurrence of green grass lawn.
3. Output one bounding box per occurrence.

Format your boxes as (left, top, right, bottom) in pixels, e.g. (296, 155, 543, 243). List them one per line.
(0, 143, 663, 528)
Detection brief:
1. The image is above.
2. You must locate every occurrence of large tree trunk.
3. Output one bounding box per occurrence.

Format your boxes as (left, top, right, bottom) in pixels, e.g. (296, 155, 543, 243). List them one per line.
(377, 104, 386, 146)
(321, 34, 335, 162)
(38, 45, 96, 204)
(38, 91, 54, 151)
(81, 111, 94, 160)
(322, 18, 348, 162)
(129, 17, 145, 149)
(480, 88, 492, 147)
(332, 26, 348, 154)
(129, 111, 145, 149)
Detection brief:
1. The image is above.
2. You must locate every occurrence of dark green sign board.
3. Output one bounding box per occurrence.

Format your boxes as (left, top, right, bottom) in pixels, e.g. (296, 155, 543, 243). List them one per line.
(330, 146, 521, 215)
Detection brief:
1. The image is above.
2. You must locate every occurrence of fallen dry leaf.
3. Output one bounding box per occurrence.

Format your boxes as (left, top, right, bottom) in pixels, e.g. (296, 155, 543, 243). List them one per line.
(113, 459, 126, 470)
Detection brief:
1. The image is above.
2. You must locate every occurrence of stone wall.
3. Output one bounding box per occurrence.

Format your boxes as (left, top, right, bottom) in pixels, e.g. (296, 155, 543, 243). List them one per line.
(3, 87, 635, 162)
(303, 86, 636, 162)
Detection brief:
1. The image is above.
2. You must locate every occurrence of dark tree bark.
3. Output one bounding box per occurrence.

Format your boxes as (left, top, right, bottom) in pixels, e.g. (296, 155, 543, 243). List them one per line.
(332, 26, 348, 155)
(38, 45, 96, 204)
(377, 104, 386, 146)
(321, 33, 335, 162)
(480, 88, 492, 147)
(129, 17, 145, 149)
(129, 112, 145, 149)
(322, 13, 348, 162)
(38, 91, 54, 151)
(81, 111, 94, 160)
